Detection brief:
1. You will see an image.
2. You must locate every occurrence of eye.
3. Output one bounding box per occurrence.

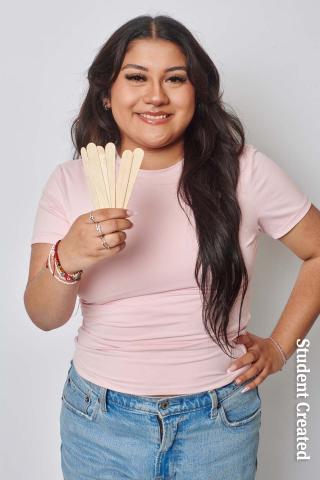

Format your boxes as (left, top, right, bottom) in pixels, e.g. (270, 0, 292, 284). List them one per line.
(168, 75, 187, 83)
(125, 74, 187, 84)
(125, 74, 146, 82)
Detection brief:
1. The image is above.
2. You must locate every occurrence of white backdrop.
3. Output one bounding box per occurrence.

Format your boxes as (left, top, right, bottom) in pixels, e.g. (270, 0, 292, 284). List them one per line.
(1, 0, 319, 478)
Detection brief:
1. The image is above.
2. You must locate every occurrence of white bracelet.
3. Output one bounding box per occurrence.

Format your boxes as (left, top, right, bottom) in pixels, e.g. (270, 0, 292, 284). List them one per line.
(268, 336, 287, 369)
(46, 245, 79, 285)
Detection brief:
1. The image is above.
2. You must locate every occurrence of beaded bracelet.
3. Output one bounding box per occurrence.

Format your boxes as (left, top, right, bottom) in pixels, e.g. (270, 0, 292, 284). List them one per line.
(46, 244, 81, 284)
(45, 240, 83, 285)
(46, 244, 77, 284)
(54, 240, 83, 281)
(268, 336, 288, 370)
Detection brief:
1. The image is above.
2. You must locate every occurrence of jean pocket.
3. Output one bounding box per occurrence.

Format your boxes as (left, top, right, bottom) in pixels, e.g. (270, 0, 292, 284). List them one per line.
(219, 385, 261, 427)
(61, 374, 99, 421)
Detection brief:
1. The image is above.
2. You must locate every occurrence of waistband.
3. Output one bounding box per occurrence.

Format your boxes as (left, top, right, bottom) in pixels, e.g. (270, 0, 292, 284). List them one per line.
(65, 360, 254, 417)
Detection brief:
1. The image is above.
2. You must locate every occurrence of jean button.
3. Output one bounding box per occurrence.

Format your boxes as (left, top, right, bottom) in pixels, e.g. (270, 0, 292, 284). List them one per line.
(160, 400, 169, 409)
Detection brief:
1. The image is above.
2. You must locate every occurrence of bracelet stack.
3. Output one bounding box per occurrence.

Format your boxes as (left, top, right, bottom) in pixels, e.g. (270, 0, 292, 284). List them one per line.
(268, 336, 288, 370)
(45, 239, 83, 285)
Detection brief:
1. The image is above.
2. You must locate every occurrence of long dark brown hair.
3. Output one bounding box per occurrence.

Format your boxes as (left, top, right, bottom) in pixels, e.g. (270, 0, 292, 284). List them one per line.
(71, 15, 248, 358)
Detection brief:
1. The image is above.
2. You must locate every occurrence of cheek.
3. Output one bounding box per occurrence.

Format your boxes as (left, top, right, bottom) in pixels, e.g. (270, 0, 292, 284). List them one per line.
(176, 102, 196, 124)
(173, 90, 195, 113)
(111, 100, 138, 125)
(111, 82, 138, 107)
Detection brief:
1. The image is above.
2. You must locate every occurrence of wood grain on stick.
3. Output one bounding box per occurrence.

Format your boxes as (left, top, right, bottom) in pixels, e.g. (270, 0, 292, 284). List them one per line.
(80, 142, 144, 210)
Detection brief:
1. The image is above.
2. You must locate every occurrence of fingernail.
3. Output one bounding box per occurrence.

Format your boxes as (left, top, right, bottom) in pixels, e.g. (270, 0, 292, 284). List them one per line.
(126, 210, 139, 216)
(241, 386, 250, 393)
(227, 365, 237, 372)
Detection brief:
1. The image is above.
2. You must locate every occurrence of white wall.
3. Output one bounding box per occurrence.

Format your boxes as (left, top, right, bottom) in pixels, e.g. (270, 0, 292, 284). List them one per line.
(1, 0, 319, 478)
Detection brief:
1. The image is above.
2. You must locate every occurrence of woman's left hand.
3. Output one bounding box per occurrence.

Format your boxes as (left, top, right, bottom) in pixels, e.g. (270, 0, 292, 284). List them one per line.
(227, 331, 285, 392)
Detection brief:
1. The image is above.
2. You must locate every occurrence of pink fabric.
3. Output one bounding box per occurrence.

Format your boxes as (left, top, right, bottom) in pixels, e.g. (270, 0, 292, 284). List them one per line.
(30, 144, 311, 394)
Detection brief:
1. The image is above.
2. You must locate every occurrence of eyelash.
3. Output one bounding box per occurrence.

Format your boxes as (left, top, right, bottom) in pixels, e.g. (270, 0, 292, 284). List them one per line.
(125, 74, 187, 84)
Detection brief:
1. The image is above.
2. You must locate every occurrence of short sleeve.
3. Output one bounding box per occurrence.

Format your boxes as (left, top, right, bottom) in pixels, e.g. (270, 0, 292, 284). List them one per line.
(30, 164, 70, 245)
(250, 148, 312, 239)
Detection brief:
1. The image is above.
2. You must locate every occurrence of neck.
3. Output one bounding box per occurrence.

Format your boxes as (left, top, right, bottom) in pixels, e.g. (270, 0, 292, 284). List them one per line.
(117, 140, 184, 170)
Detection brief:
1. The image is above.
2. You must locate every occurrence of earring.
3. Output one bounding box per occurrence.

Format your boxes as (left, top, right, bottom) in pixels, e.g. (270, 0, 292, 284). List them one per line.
(103, 103, 110, 111)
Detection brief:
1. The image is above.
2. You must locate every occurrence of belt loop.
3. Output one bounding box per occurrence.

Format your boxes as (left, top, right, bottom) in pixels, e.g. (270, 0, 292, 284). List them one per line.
(99, 387, 108, 413)
(207, 388, 219, 419)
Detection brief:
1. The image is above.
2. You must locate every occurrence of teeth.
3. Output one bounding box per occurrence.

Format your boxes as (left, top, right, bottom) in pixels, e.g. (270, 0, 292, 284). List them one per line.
(139, 113, 169, 120)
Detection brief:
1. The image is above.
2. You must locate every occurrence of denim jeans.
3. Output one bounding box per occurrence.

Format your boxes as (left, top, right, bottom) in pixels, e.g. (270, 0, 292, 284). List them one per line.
(60, 360, 261, 479)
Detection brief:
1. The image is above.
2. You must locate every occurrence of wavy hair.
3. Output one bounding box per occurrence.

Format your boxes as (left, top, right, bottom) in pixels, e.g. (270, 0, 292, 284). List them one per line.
(71, 15, 248, 358)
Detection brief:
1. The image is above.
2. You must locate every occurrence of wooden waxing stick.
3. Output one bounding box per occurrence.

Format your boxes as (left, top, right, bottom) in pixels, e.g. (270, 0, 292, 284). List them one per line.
(86, 143, 110, 208)
(116, 149, 133, 208)
(123, 148, 144, 208)
(105, 142, 116, 208)
(82, 141, 144, 210)
(97, 146, 111, 208)
(80, 146, 100, 209)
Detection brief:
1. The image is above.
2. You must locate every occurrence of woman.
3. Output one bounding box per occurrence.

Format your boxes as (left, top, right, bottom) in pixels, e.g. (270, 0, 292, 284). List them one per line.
(24, 14, 320, 480)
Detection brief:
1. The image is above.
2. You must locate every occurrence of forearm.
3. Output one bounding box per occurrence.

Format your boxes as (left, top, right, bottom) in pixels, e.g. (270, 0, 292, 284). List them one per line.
(270, 256, 320, 359)
(24, 262, 80, 331)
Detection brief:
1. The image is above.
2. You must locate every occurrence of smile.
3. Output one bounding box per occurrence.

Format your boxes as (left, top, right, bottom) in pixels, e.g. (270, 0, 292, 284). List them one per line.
(136, 113, 172, 125)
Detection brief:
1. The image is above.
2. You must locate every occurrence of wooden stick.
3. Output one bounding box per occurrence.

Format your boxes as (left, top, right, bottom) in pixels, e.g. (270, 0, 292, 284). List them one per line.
(123, 148, 144, 208)
(80, 147, 100, 209)
(86, 143, 109, 208)
(97, 146, 111, 208)
(81, 142, 144, 211)
(105, 143, 116, 208)
(116, 149, 132, 208)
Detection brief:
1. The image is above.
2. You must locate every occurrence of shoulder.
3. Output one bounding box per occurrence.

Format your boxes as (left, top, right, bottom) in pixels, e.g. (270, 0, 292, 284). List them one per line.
(52, 158, 84, 190)
(238, 143, 283, 185)
(237, 143, 259, 190)
(238, 143, 258, 171)
(57, 157, 83, 177)
(40, 158, 86, 207)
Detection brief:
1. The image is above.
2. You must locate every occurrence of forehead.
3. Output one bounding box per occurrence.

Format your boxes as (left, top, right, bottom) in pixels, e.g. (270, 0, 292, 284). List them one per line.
(122, 39, 187, 70)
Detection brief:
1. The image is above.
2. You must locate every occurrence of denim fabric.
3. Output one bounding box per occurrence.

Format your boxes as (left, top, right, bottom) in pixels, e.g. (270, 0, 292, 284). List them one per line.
(60, 360, 261, 479)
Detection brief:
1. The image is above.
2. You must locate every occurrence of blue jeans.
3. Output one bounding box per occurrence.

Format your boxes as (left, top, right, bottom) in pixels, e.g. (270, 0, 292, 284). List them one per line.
(60, 360, 261, 479)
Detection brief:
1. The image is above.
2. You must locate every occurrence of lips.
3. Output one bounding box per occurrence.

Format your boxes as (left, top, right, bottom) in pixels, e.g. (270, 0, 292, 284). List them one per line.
(135, 112, 173, 125)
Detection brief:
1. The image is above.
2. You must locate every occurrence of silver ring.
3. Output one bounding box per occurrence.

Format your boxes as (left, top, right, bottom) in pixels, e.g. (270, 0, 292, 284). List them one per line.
(95, 222, 103, 236)
(101, 236, 110, 249)
(89, 211, 97, 223)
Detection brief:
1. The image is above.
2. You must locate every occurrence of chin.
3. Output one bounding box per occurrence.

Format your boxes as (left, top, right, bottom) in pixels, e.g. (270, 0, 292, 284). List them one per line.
(142, 140, 173, 149)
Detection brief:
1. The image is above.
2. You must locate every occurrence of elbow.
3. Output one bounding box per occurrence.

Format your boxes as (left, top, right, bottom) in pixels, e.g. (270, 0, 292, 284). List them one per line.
(23, 290, 52, 332)
(23, 289, 71, 331)
(25, 309, 53, 332)
(35, 322, 52, 332)
(28, 313, 59, 332)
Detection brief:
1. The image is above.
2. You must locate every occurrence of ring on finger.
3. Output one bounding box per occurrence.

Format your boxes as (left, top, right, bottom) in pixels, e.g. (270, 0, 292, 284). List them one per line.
(89, 211, 97, 223)
(95, 222, 103, 236)
(101, 235, 111, 250)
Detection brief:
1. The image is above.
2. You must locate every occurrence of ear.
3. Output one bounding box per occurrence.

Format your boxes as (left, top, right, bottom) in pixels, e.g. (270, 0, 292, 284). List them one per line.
(102, 95, 111, 108)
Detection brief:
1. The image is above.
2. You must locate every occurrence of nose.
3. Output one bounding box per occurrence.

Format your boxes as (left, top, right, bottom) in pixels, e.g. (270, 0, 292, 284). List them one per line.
(143, 80, 169, 106)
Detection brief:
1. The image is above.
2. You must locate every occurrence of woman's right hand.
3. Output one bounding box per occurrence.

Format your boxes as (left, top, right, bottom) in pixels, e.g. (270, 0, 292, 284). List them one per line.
(57, 208, 134, 273)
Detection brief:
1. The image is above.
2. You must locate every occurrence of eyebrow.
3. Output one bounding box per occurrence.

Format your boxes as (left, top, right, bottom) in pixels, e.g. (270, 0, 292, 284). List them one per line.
(121, 64, 187, 73)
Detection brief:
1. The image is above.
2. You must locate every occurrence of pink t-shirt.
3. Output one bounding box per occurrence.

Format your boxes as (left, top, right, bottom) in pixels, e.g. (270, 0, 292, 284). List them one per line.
(30, 144, 311, 395)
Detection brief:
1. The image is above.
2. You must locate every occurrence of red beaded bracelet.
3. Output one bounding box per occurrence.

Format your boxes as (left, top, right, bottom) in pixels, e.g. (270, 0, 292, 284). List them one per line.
(45, 240, 83, 284)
